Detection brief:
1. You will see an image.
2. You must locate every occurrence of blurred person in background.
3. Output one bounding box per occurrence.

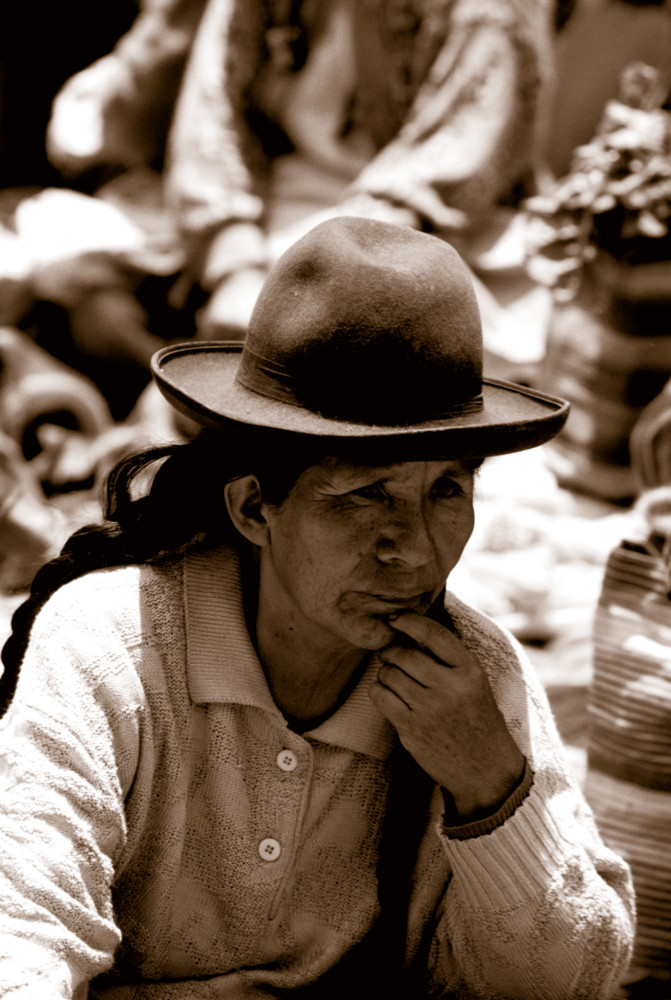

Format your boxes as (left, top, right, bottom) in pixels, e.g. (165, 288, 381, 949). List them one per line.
(163, 0, 558, 339)
(45, 0, 561, 348)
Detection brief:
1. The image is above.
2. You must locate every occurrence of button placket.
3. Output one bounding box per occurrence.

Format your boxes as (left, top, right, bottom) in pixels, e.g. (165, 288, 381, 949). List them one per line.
(266, 741, 314, 920)
(258, 750, 299, 867)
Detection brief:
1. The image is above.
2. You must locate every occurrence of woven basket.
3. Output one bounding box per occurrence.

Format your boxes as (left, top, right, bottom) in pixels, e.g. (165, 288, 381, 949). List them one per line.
(586, 524, 671, 984)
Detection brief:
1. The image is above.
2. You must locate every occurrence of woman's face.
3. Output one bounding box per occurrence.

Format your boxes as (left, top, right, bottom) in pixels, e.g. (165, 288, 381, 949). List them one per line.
(257, 456, 477, 653)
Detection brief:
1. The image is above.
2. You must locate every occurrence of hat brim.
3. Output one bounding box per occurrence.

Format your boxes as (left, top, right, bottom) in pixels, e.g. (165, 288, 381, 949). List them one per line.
(152, 342, 569, 459)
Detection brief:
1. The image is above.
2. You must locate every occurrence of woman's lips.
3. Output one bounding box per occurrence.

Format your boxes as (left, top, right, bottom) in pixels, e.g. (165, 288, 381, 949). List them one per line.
(372, 594, 424, 604)
(346, 592, 431, 614)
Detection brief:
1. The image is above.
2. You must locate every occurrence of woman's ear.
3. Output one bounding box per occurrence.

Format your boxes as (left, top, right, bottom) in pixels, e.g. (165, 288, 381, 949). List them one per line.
(224, 475, 268, 547)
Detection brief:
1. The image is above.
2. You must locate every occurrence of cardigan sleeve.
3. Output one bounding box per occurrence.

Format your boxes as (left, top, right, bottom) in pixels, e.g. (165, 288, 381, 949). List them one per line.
(47, 0, 208, 176)
(164, 0, 271, 287)
(96, 0, 209, 168)
(421, 599, 635, 1000)
(0, 582, 144, 997)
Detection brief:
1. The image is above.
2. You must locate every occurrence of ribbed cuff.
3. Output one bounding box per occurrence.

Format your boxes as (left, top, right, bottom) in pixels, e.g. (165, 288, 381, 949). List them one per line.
(442, 759, 533, 840)
(440, 773, 587, 909)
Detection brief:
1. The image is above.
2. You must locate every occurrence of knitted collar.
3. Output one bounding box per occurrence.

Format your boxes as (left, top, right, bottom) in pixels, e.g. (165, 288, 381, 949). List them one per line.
(184, 543, 396, 760)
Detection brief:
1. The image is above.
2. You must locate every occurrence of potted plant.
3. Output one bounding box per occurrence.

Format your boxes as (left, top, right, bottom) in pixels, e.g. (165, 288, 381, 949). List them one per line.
(525, 62, 671, 502)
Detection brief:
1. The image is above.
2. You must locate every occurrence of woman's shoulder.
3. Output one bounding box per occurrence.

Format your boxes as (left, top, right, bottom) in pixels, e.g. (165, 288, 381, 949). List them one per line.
(12, 554, 190, 720)
(444, 589, 530, 681)
(33, 553, 186, 645)
(445, 589, 518, 647)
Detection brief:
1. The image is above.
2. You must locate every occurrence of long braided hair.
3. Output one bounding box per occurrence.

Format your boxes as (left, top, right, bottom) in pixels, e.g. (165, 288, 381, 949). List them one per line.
(0, 429, 317, 718)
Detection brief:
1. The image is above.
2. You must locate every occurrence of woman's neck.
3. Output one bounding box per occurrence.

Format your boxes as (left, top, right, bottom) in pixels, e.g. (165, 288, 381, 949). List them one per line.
(254, 612, 369, 729)
(239, 545, 369, 728)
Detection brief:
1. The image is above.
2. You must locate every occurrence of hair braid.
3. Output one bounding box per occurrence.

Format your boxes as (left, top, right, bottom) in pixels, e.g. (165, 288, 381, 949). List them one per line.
(0, 443, 183, 717)
(0, 431, 316, 718)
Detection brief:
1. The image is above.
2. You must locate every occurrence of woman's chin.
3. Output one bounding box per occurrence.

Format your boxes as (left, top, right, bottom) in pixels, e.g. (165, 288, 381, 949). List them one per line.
(355, 614, 398, 650)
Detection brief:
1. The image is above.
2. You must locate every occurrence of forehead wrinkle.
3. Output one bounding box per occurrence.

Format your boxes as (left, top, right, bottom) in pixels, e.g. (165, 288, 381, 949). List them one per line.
(311, 458, 474, 495)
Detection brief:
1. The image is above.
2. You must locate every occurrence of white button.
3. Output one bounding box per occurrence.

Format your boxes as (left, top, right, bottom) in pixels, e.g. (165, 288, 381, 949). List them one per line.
(276, 749, 298, 772)
(259, 837, 281, 861)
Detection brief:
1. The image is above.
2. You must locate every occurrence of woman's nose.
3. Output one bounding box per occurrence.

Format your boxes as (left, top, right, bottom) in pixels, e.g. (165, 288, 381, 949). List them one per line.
(375, 506, 436, 567)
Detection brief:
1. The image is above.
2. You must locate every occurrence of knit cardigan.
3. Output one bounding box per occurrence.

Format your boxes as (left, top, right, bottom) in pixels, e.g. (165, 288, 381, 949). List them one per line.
(0, 542, 634, 998)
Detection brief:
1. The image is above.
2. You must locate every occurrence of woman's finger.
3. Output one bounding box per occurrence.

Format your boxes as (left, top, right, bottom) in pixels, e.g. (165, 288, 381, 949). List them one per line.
(369, 677, 412, 724)
(377, 662, 425, 707)
(389, 610, 473, 668)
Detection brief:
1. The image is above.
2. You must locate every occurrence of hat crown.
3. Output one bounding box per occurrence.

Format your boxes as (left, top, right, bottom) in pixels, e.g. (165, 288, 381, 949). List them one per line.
(237, 217, 484, 425)
(151, 216, 569, 458)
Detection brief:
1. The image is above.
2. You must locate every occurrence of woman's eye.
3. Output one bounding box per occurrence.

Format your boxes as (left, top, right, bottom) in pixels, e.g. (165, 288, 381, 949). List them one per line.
(350, 483, 387, 502)
(431, 478, 465, 500)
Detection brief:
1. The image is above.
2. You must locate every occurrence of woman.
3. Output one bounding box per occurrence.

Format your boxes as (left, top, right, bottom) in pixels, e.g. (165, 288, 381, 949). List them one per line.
(0, 218, 634, 997)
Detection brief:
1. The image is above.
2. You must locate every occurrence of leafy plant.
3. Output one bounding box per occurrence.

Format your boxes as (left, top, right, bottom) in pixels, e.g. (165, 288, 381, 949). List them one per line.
(525, 62, 671, 299)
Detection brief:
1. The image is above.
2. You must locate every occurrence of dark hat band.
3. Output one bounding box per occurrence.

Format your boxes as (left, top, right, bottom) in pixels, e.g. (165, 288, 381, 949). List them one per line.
(237, 348, 297, 400)
(236, 346, 485, 423)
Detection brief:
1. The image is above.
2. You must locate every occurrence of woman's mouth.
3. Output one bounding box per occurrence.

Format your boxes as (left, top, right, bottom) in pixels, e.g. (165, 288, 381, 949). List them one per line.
(350, 592, 431, 615)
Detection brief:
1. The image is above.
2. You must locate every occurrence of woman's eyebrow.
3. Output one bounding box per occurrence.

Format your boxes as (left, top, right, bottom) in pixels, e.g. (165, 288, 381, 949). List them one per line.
(319, 472, 388, 493)
(437, 465, 474, 479)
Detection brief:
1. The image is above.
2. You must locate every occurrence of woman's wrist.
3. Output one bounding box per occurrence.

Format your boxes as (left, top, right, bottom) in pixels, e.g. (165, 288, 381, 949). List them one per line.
(442, 758, 533, 839)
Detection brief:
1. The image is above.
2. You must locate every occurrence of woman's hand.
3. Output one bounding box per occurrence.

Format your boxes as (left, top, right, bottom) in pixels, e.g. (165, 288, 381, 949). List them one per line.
(370, 611, 525, 821)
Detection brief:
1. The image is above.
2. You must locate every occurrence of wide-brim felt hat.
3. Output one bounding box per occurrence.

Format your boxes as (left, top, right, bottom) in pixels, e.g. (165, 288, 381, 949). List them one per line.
(152, 217, 569, 460)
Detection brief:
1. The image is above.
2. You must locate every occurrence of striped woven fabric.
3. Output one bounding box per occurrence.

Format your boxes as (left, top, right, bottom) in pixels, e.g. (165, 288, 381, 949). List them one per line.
(586, 537, 671, 983)
(540, 256, 671, 503)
